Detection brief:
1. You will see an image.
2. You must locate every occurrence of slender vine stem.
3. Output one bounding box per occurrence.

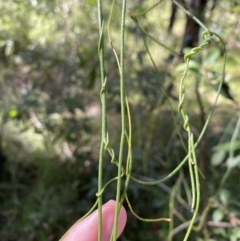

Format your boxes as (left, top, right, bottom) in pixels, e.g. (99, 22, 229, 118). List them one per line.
(133, 14, 187, 173)
(125, 194, 171, 222)
(97, 0, 107, 239)
(168, 174, 183, 241)
(127, 0, 164, 17)
(120, 94, 133, 203)
(129, 15, 179, 56)
(172, 0, 208, 31)
(128, 31, 225, 187)
(59, 200, 98, 240)
(178, 58, 197, 213)
(94, 0, 227, 240)
(111, 0, 127, 239)
(183, 134, 200, 241)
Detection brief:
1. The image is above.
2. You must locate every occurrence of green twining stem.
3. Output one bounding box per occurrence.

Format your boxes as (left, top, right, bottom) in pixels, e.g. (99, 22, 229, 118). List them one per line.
(111, 0, 127, 239)
(178, 57, 197, 213)
(97, 0, 107, 240)
(125, 194, 171, 222)
(178, 30, 226, 241)
(63, 0, 226, 239)
(184, 39, 212, 61)
(168, 174, 183, 241)
(129, 30, 224, 187)
(59, 200, 98, 240)
(178, 57, 197, 218)
(183, 134, 200, 241)
(136, 16, 187, 173)
(107, 0, 171, 228)
(188, 146, 196, 212)
(95, 175, 124, 197)
(130, 15, 179, 56)
(120, 94, 133, 202)
(172, 0, 208, 31)
(103, 93, 170, 223)
(127, 0, 164, 17)
(193, 202, 211, 231)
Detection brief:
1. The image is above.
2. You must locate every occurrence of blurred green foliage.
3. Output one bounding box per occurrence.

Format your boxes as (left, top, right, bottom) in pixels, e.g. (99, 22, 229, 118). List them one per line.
(0, 0, 240, 241)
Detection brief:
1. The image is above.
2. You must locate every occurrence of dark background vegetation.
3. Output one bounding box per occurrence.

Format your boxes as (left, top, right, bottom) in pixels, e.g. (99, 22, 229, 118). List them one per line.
(0, 0, 240, 240)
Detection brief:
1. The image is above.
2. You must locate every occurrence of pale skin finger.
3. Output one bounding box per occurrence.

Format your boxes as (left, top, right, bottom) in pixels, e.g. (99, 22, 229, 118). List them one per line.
(61, 200, 127, 241)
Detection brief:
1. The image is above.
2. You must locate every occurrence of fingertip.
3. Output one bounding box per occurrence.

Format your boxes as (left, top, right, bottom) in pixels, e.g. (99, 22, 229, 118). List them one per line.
(61, 200, 127, 241)
(103, 200, 127, 239)
(117, 204, 127, 237)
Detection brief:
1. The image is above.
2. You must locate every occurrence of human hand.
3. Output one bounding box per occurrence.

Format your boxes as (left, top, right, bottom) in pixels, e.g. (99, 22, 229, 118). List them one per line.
(61, 200, 127, 241)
